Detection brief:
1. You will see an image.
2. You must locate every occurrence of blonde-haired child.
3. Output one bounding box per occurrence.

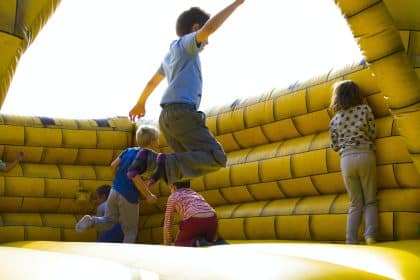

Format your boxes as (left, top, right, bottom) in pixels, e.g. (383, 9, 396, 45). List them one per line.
(76, 125, 159, 243)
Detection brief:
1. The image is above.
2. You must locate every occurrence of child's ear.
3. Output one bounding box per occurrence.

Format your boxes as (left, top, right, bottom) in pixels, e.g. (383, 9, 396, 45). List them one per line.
(192, 23, 200, 32)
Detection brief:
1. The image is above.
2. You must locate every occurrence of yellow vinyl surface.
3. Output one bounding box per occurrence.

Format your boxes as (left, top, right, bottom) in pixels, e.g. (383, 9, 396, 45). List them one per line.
(5, 240, 420, 280)
(0, 0, 419, 279)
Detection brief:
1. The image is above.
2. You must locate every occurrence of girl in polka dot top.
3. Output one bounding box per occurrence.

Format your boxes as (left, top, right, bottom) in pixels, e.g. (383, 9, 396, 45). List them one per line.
(329, 80, 378, 245)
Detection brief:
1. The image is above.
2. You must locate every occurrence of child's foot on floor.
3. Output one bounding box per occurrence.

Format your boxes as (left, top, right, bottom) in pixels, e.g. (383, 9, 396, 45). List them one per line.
(195, 236, 213, 247)
(127, 149, 149, 178)
(75, 215, 93, 232)
(365, 237, 376, 245)
(148, 153, 167, 187)
(214, 237, 229, 245)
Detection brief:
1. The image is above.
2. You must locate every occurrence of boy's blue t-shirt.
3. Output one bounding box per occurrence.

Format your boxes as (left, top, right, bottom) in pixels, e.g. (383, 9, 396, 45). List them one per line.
(159, 32, 202, 109)
(113, 147, 140, 203)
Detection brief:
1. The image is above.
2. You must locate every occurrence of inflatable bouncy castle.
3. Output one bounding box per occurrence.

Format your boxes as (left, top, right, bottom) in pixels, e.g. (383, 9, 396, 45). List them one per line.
(0, 1, 419, 279)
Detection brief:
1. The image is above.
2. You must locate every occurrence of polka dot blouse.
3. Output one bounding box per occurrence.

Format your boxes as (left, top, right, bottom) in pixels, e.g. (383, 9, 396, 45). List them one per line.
(329, 104, 376, 154)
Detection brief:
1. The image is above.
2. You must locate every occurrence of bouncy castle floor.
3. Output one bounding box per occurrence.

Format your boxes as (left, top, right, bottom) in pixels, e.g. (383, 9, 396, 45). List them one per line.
(2, 239, 420, 279)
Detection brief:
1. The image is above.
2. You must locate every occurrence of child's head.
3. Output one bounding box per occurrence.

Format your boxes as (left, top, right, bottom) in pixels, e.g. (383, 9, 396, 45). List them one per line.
(95, 184, 111, 204)
(176, 7, 210, 37)
(170, 181, 190, 193)
(136, 125, 159, 149)
(330, 80, 363, 113)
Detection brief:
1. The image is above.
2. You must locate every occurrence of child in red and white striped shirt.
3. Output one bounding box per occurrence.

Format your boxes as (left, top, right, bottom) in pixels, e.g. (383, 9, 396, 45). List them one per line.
(163, 181, 226, 246)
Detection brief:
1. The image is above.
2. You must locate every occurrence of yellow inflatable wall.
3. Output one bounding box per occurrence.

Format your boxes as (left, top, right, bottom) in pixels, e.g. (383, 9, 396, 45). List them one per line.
(0, 0, 419, 279)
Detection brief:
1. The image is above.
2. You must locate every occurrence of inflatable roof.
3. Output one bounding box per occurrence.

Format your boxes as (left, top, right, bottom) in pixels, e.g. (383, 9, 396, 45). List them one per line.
(0, 1, 419, 279)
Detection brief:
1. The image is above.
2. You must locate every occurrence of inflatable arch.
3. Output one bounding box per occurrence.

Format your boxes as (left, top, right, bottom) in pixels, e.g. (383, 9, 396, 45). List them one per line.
(0, 0, 419, 279)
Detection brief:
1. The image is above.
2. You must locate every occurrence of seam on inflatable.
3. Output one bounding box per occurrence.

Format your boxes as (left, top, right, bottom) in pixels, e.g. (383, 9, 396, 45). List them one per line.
(344, 0, 382, 19)
(23, 126, 27, 146)
(0, 30, 24, 39)
(230, 204, 242, 218)
(215, 114, 220, 136)
(290, 117, 303, 136)
(273, 216, 279, 239)
(308, 215, 313, 241)
(243, 146, 255, 162)
(74, 149, 80, 166)
(259, 200, 272, 216)
(92, 166, 99, 180)
(289, 155, 295, 179)
(275, 181, 287, 198)
(392, 164, 402, 188)
(328, 194, 340, 214)
(231, 131, 243, 149)
(245, 184, 257, 201)
(393, 212, 398, 240)
(242, 218, 249, 240)
(304, 87, 310, 113)
(258, 125, 270, 144)
(243, 105, 249, 129)
(406, 31, 413, 54)
(94, 130, 98, 149)
(309, 176, 321, 195)
(367, 47, 406, 64)
(291, 197, 303, 215)
(18, 196, 24, 211)
(13, 0, 19, 34)
(325, 68, 334, 82)
(257, 160, 262, 182)
(389, 100, 420, 111)
(56, 165, 63, 179)
(217, 188, 229, 204)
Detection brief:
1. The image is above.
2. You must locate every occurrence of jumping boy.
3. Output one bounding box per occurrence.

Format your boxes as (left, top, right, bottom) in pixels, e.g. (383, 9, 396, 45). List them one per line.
(128, 1, 245, 187)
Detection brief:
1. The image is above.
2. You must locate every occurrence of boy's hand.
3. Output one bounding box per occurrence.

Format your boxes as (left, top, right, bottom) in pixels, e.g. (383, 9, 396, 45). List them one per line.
(146, 194, 158, 204)
(129, 102, 146, 122)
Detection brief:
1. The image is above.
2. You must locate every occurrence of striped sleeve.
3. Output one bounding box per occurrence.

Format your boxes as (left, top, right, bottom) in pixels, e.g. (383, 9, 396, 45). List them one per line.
(163, 194, 176, 245)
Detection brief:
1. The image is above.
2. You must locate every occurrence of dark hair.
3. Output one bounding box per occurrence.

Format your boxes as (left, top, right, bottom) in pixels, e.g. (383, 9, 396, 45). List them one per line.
(330, 80, 363, 113)
(176, 7, 210, 37)
(173, 181, 190, 189)
(96, 184, 111, 198)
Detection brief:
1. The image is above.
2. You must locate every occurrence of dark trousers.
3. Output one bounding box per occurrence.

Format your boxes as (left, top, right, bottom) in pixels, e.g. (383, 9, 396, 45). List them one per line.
(175, 215, 218, 247)
(158, 103, 227, 184)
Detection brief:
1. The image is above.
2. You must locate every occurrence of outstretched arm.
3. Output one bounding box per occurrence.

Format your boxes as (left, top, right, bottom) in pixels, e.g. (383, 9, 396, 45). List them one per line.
(196, 0, 244, 43)
(163, 196, 175, 245)
(129, 71, 165, 122)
